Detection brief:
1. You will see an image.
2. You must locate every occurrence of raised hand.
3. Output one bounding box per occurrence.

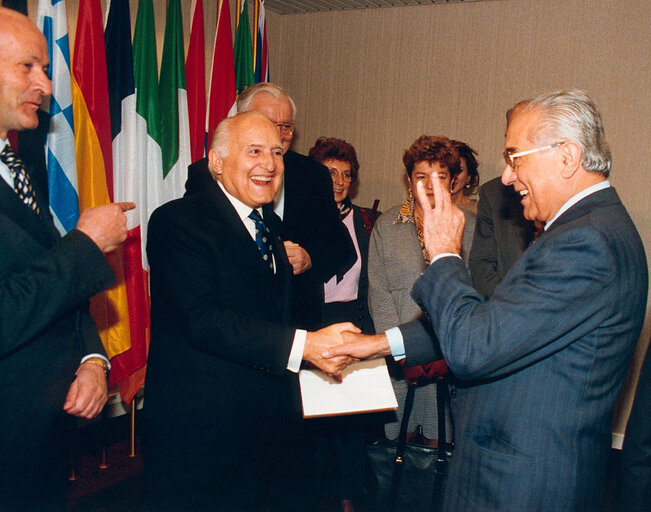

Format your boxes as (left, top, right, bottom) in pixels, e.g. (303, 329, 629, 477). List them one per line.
(415, 174, 465, 258)
(303, 322, 360, 380)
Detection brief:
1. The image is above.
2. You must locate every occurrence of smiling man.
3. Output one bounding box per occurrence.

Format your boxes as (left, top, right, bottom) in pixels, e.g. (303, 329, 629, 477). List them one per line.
(327, 90, 647, 511)
(145, 112, 356, 511)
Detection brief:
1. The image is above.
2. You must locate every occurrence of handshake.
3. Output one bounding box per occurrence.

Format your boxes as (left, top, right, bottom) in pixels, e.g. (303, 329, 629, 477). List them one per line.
(302, 323, 392, 381)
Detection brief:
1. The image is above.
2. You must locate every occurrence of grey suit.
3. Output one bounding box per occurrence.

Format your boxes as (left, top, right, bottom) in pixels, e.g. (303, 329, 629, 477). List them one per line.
(369, 204, 475, 439)
(405, 186, 647, 511)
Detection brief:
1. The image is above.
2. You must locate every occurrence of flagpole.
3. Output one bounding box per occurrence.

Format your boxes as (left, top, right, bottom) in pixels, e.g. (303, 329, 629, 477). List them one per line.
(253, 0, 259, 68)
(236, 0, 241, 27)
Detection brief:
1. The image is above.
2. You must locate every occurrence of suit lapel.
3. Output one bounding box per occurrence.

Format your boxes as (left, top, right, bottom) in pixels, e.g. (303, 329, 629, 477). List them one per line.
(0, 178, 59, 248)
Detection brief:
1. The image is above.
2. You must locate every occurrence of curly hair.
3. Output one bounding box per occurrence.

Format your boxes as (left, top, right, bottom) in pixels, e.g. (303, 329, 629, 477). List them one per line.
(308, 137, 360, 183)
(402, 135, 460, 178)
(451, 140, 480, 194)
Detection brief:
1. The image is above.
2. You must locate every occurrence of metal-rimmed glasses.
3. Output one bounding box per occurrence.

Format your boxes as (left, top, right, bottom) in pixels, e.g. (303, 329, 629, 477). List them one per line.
(274, 122, 295, 136)
(503, 142, 564, 169)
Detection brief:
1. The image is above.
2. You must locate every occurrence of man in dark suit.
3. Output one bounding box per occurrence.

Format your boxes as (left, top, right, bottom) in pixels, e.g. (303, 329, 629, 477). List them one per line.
(145, 112, 356, 511)
(327, 90, 648, 511)
(0, 8, 133, 510)
(185, 83, 355, 330)
(468, 176, 536, 296)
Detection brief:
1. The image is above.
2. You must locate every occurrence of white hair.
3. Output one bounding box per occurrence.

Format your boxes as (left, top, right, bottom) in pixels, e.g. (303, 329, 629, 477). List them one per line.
(521, 89, 611, 177)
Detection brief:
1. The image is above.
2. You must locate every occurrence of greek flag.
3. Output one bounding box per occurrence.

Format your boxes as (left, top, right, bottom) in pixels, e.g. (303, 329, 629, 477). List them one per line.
(37, 0, 79, 234)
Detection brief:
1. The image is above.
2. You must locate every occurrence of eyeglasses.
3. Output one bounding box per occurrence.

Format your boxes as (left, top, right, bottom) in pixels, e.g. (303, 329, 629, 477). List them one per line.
(274, 122, 295, 136)
(503, 142, 564, 169)
(329, 168, 352, 182)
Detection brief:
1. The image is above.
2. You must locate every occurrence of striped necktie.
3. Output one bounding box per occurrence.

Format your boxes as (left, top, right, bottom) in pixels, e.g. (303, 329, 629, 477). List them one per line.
(249, 209, 274, 272)
(0, 145, 40, 214)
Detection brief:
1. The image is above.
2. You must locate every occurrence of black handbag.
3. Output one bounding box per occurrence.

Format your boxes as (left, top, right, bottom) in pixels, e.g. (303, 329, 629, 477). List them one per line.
(365, 378, 450, 512)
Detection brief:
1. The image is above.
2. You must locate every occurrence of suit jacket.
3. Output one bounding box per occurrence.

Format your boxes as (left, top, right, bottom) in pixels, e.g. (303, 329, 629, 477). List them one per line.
(468, 176, 536, 297)
(322, 204, 379, 334)
(145, 182, 298, 466)
(0, 143, 113, 505)
(185, 151, 356, 330)
(619, 345, 651, 511)
(406, 187, 648, 512)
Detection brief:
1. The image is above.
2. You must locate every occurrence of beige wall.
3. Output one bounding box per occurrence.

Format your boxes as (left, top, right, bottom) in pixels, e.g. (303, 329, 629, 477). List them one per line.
(18, 0, 650, 437)
(265, 0, 650, 440)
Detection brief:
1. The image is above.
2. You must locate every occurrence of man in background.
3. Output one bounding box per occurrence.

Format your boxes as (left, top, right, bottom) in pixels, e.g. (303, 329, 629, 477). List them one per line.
(469, 102, 538, 297)
(327, 90, 647, 511)
(185, 82, 355, 330)
(0, 8, 133, 510)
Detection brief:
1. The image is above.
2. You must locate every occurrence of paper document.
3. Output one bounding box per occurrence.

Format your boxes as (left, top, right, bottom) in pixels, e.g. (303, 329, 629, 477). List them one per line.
(299, 358, 398, 418)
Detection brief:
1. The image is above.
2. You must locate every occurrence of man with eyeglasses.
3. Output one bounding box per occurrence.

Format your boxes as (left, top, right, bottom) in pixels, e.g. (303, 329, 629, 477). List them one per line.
(326, 90, 647, 512)
(186, 83, 355, 331)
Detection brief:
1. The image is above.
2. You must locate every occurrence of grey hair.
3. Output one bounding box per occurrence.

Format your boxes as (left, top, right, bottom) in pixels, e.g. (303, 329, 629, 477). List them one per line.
(210, 117, 232, 160)
(521, 89, 611, 177)
(236, 82, 297, 120)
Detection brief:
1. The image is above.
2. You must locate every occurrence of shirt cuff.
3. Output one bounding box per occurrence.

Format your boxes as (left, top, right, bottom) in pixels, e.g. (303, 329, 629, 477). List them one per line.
(385, 326, 406, 361)
(430, 253, 462, 265)
(287, 329, 306, 373)
(81, 353, 111, 370)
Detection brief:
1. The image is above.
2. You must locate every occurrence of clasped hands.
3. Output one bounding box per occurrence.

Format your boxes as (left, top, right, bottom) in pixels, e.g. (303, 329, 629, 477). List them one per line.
(307, 173, 465, 380)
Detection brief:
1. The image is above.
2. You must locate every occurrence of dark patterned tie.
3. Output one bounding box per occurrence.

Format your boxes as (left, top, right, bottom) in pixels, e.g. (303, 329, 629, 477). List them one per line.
(249, 209, 274, 272)
(0, 145, 40, 214)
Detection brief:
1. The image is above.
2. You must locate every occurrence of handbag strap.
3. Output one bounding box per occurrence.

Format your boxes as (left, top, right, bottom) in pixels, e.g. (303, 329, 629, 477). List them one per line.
(431, 378, 449, 512)
(389, 383, 417, 509)
(360, 199, 380, 234)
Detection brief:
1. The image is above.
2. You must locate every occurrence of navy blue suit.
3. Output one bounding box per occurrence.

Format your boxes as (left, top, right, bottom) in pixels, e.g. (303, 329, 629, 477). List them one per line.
(404, 187, 647, 511)
(145, 182, 302, 510)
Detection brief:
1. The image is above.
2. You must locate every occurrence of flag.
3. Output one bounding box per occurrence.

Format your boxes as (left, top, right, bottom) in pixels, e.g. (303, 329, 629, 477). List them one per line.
(234, 0, 254, 94)
(132, 0, 164, 233)
(186, 0, 206, 162)
(71, 0, 133, 366)
(254, 0, 269, 83)
(158, 0, 190, 198)
(2, 0, 27, 14)
(37, 0, 79, 235)
(207, 0, 236, 138)
(105, 0, 149, 403)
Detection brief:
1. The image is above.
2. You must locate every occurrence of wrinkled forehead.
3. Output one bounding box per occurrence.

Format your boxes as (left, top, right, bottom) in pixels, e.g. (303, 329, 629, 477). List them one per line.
(0, 21, 48, 62)
(229, 116, 283, 151)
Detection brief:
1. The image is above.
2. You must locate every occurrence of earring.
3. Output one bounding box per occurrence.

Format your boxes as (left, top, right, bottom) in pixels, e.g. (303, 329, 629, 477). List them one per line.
(465, 183, 471, 189)
(408, 187, 413, 200)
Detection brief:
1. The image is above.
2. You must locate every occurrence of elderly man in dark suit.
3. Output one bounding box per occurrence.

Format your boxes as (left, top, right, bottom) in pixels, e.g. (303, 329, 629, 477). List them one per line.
(468, 176, 536, 296)
(185, 83, 355, 330)
(0, 8, 133, 511)
(145, 111, 356, 511)
(327, 90, 647, 512)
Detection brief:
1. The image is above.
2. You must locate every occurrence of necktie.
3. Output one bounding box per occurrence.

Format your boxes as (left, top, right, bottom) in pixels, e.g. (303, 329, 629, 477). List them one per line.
(249, 210, 274, 272)
(0, 145, 40, 214)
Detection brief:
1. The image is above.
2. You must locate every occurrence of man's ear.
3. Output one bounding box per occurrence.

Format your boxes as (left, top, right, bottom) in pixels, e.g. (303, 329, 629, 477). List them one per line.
(208, 149, 223, 180)
(560, 141, 582, 179)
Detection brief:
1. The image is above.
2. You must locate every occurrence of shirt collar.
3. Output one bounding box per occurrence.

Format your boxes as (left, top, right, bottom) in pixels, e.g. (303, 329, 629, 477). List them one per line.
(545, 180, 610, 230)
(216, 180, 263, 221)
